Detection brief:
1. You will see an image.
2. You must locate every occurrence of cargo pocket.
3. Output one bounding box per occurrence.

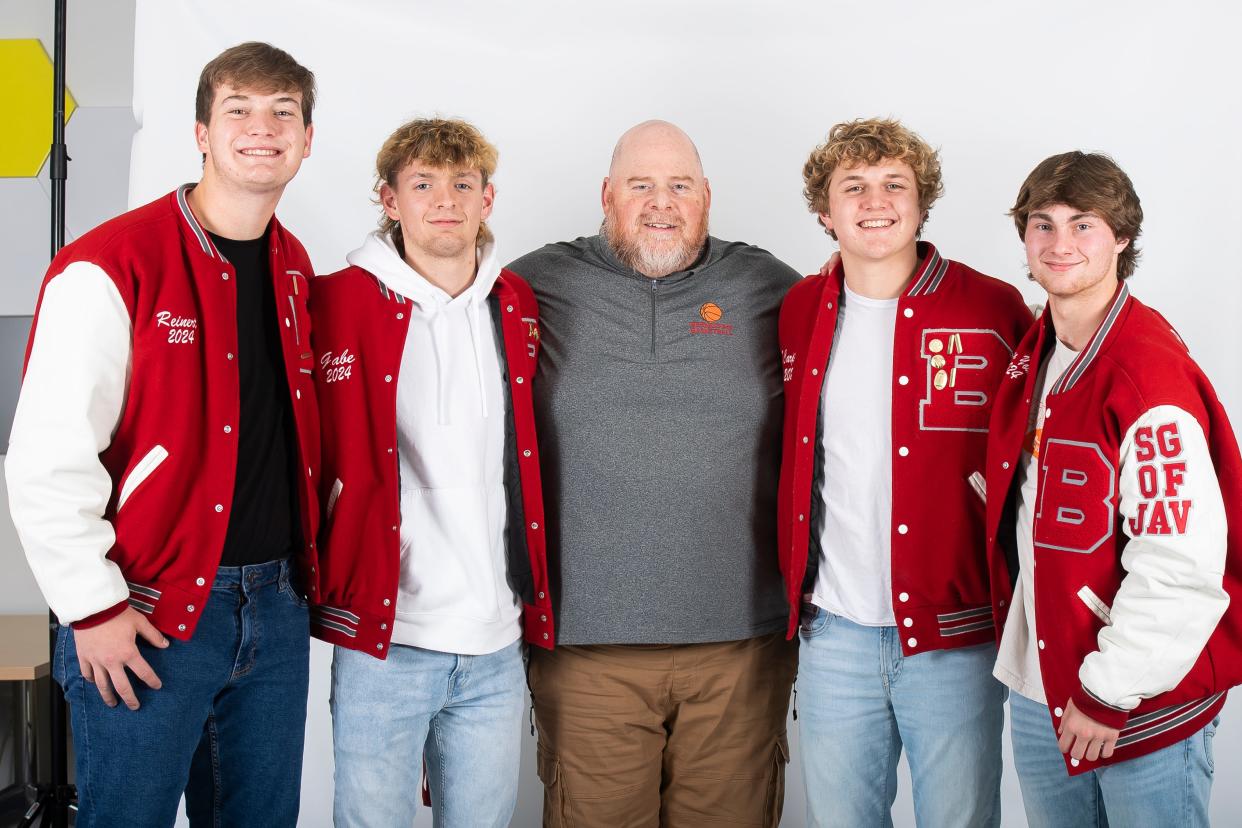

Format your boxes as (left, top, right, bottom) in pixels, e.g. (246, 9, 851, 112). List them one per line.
(764, 732, 790, 827)
(537, 744, 572, 828)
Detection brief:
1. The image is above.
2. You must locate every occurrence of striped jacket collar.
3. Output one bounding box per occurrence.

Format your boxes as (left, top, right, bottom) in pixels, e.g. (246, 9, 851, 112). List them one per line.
(174, 183, 284, 263)
(824, 241, 951, 299)
(1049, 281, 1131, 395)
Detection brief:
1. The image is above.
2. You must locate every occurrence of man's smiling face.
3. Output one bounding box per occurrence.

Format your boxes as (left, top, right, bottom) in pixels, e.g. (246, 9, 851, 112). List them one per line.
(195, 83, 313, 196)
(819, 159, 922, 264)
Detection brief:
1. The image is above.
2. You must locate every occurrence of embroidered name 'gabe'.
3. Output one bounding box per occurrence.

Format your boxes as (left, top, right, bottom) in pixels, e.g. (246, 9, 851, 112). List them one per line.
(320, 348, 356, 383)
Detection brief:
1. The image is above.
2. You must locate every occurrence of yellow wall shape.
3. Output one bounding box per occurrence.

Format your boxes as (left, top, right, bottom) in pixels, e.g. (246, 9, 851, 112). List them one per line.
(0, 39, 77, 177)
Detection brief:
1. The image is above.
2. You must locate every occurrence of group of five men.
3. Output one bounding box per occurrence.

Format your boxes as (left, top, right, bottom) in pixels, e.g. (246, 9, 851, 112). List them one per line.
(7, 41, 1241, 828)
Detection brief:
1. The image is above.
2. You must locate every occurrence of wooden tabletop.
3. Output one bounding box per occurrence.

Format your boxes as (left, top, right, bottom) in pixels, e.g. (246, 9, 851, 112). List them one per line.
(0, 614, 51, 681)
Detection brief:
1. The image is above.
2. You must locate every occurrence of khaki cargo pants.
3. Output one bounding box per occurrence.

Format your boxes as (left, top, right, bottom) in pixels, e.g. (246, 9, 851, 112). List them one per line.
(528, 631, 798, 827)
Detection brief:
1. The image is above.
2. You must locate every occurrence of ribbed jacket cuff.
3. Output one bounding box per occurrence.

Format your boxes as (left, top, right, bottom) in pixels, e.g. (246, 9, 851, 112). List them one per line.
(1072, 684, 1131, 730)
(70, 599, 130, 630)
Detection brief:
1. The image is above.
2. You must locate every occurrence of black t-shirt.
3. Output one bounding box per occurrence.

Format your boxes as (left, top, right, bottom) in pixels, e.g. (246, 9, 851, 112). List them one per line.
(209, 230, 299, 567)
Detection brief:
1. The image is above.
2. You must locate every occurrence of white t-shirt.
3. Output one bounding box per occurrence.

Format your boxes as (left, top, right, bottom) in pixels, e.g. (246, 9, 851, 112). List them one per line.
(811, 284, 898, 626)
(994, 339, 1080, 702)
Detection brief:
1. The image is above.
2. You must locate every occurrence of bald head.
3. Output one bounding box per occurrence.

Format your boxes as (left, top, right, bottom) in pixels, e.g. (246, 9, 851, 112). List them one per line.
(601, 120, 711, 278)
(609, 120, 704, 179)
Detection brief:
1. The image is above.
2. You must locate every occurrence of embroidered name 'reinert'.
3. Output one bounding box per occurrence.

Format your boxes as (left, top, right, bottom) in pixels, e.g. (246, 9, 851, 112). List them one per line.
(155, 310, 197, 344)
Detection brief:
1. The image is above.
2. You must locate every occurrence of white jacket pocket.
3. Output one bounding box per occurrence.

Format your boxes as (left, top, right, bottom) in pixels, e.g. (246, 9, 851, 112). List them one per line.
(117, 445, 168, 511)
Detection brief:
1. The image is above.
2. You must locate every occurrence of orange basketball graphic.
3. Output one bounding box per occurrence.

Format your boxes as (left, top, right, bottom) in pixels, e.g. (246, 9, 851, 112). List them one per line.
(699, 302, 723, 322)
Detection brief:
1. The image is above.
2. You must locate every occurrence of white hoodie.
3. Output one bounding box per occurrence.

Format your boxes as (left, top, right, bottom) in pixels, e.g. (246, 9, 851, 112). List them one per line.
(346, 231, 520, 655)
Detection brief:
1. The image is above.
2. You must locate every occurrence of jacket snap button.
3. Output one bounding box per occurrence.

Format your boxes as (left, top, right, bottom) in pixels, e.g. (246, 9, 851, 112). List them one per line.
(538, 591, 545, 599)
(178, 624, 186, 632)
(384, 375, 393, 383)
(377, 643, 384, 650)
(1038, 640, 1046, 649)
(898, 446, 909, 457)
(383, 599, 391, 607)
(380, 623, 387, 630)
(542, 633, 549, 640)
(907, 637, 917, 647)
(1003, 461, 1010, 470)
(506, 305, 514, 312)
(523, 449, 531, 457)
(396, 313, 404, 320)
(898, 375, 909, 386)
(897, 524, 908, 534)
(1054, 707, 1064, 717)
(186, 605, 195, 612)
(214, 504, 224, 513)
(903, 308, 913, 318)
(811, 368, 818, 376)
(516, 376, 524, 384)
(903, 618, 912, 627)
(540, 615, 547, 622)
(530, 522, 539, 530)
(196, 577, 206, 586)
(899, 592, 909, 602)
(221, 273, 229, 280)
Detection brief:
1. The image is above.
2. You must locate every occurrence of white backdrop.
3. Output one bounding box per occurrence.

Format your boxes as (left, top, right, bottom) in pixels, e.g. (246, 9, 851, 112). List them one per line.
(129, 1, 1242, 825)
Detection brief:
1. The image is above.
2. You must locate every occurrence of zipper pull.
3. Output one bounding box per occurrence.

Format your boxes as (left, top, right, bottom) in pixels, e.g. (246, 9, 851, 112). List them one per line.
(529, 697, 536, 736)
(792, 686, 798, 721)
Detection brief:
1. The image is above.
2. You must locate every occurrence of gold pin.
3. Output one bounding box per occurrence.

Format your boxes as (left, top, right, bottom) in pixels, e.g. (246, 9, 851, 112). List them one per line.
(949, 333, 963, 354)
(291, 276, 299, 296)
(930, 354, 946, 369)
(934, 370, 949, 390)
(950, 367, 958, 387)
(929, 338, 944, 354)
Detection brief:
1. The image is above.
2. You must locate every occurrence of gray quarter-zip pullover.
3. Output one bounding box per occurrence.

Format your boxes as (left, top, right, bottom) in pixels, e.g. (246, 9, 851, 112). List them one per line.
(507, 235, 800, 644)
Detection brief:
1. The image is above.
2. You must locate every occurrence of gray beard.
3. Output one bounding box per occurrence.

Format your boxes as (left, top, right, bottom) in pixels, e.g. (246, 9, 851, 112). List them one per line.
(601, 216, 708, 278)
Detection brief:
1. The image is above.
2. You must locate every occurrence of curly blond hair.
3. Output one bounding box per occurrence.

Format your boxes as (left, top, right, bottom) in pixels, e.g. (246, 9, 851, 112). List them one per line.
(375, 118, 498, 246)
(802, 118, 943, 239)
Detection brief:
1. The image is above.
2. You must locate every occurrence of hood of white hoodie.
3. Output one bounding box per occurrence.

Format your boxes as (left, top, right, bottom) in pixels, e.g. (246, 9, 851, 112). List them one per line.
(346, 230, 502, 308)
(347, 230, 503, 425)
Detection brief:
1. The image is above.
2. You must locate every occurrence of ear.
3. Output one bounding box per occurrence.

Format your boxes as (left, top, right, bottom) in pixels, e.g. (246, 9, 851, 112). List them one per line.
(379, 182, 401, 223)
(480, 181, 496, 222)
(195, 121, 210, 155)
(702, 177, 712, 212)
(818, 210, 834, 234)
(601, 177, 612, 214)
(302, 123, 314, 159)
(1114, 236, 1130, 255)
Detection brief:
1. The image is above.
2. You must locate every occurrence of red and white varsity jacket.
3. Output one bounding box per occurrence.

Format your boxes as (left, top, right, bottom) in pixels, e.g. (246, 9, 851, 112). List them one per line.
(7, 186, 321, 638)
(307, 265, 554, 657)
(777, 243, 1032, 653)
(985, 282, 1242, 773)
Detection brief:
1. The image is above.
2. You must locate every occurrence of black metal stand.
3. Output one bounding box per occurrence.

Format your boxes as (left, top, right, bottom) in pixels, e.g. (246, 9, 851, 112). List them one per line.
(20, 2, 75, 825)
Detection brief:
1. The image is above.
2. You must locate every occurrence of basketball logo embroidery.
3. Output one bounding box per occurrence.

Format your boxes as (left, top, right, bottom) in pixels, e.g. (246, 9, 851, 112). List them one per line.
(691, 302, 733, 335)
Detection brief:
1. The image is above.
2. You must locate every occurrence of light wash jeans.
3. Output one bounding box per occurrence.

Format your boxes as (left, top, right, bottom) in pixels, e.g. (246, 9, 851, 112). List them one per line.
(1009, 690, 1217, 827)
(330, 638, 526, 828)
(53, 558, 309, 828)
(797, 606, 1006, 828)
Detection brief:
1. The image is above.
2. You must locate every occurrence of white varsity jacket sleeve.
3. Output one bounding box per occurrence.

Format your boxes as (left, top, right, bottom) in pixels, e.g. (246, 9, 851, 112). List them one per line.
(1079, 404, 1230, 711)
(5, 262, 133, 624)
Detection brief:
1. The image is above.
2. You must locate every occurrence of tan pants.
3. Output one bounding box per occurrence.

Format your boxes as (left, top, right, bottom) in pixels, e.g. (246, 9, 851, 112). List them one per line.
(528, 632, 798, 828)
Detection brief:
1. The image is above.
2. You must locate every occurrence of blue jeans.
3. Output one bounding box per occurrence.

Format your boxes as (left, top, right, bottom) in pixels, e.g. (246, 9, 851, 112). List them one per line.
(1009, 691, 1217, 827)
(797, 607, 1006, 828)
(330, 638, 526, 828)
(52, 558, 310, 828)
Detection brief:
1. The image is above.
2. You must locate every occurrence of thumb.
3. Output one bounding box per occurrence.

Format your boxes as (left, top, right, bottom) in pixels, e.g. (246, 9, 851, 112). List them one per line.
(135, 614, 169, 648)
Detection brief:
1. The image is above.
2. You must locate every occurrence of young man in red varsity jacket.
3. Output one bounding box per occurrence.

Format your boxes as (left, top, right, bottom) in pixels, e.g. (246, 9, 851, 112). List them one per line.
(987, 151, 1242, 825)
(777, 118, 1032, 827)
(6, 43, 319, 826)
(309, 118, 551, 828)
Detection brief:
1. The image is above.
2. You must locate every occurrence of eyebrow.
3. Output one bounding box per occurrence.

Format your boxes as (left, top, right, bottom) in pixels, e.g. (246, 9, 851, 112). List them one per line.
(625, 175, 696, 183)
(1030, 211, 1096, 222)
(410, 170, 481, 179)
(219, 94, 300, 107)
(840, 172, 911, 182)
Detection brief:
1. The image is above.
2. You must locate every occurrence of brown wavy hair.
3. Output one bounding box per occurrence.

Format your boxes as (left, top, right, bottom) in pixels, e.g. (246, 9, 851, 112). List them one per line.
(803, 118, 943, 239)
(1009, 151, 1143, 280)
(195, 42, 316, 126)
(375, 118, 499, 246)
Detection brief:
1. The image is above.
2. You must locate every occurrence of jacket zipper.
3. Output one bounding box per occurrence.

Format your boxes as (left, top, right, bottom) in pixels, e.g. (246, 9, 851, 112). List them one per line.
(650, 279, 659, 359)
(117, 445, 169, 510)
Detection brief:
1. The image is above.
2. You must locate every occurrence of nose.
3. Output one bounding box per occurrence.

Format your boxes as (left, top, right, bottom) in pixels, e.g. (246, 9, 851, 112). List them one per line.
(433, 182, 457, 208)
(1051, 225, 1075, 253)
(647, 184, 675, 210)
(246, 110, 278, 136)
